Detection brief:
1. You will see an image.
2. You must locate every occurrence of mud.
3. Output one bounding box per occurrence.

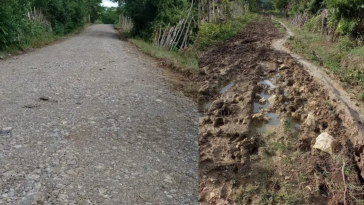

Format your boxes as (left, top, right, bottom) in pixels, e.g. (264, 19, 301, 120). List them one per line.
(199, 16, 364, 205)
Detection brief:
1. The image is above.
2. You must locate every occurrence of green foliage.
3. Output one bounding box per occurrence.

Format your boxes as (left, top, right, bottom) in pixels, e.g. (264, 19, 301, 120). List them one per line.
(257, 0, 274, 10)
(198, 13, 257, 48)
(337, 35, 352, 52)
(273, 0, 289, 15)
(248, 0, 258, 12)
(289, 0, 364, 38)
(336, 18, 356, 34)
(304, 15, 321, 32)
(0, 0, 102, 52)
(100, 7, 119, 24)
(129, 38, 198, 72)
(113, 0, 197, 41)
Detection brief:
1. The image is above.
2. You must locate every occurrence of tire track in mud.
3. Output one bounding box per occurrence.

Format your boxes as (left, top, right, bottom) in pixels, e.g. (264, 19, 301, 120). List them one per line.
(199, 16, 364, 205)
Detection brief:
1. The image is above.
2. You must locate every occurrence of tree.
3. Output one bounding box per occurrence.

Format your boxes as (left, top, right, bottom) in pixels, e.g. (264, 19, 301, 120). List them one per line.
(112, 0, 196, 40)
(273, 0, 289, 16)
(0, 0, 103, 50)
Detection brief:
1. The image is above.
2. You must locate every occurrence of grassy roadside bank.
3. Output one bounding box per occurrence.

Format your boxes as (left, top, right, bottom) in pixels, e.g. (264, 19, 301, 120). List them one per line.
(129, 39, 198, 73)
(0, 24, 90, 59)
(198, 13, 257, 48)
(114, 25, 199, 101)
(272, 15, 364, 102)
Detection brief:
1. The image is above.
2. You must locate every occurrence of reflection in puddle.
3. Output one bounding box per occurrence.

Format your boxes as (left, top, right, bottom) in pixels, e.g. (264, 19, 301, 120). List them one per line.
(220, 82, 234, 94)
(256, 113, 280, 133)
(259, 79, 276, 89)
(253, 77, 303, 134)
(254, 79, 280, 132)
(254, 88, 271, 113)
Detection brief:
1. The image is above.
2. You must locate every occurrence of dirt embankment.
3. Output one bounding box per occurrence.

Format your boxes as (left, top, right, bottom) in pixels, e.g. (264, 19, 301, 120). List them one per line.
(199, 16, 364, 205)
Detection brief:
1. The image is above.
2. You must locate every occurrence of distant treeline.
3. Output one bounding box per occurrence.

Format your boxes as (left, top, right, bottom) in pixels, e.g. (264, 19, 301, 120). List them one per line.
(112, 0, 198, 41)
(0, 0, 102, 51)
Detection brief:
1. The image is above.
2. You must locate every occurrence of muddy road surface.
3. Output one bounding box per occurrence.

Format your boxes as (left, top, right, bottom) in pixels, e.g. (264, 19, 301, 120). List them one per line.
(0, 24, 198, 204)
(199, 16, 364, 204)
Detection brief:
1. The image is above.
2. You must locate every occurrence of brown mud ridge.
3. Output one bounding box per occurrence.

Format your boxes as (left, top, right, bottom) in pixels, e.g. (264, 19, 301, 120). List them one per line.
(199, 16, 364, 204)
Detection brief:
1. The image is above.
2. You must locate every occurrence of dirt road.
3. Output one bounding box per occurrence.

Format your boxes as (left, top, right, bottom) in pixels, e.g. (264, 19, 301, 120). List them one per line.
(0, 25, 198, 204)
(199, 16, 364, 204)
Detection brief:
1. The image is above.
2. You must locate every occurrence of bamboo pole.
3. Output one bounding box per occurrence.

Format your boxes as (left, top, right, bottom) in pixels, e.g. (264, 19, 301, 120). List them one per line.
(169, 20, 184, 49)
(181, 17, 193, 49)
(160, 23, 170, 47)
(171, 0, 194, 50)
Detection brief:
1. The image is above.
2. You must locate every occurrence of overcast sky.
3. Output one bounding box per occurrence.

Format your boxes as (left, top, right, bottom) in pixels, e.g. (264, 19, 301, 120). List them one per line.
(102, 0, 118, 7)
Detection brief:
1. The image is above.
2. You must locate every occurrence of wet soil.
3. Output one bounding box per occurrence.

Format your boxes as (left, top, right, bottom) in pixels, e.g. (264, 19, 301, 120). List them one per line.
(199, 16, 364, 205)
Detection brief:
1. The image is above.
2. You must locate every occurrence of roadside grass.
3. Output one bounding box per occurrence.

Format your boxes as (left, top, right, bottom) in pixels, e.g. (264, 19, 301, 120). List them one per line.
(272, 20, 285, 34)
(0, 23, 89, 58)
(115, 24, 199, 101)
(198, 13, 257, 48)
(275, 17, 364, 101)
(0, 34, 58, 57)
(129, 39, 198, 74)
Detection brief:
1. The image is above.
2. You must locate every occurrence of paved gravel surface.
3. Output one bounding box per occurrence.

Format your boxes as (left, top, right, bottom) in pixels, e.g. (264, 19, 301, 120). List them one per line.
(0, 24, 198, 205)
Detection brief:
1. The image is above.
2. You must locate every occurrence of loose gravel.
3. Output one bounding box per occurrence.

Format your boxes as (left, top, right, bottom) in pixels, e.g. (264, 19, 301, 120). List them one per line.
(0, 24, 198, 205)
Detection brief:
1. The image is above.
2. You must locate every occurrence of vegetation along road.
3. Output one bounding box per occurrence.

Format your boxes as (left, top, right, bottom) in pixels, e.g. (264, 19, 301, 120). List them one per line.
(0, 24, 198, 204)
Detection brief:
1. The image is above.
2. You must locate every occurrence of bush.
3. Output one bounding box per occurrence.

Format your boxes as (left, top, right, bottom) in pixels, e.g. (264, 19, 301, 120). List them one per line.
(337, 36, 352, 52)
(198, 13, 257, 48)
(0, 0, 102, 52)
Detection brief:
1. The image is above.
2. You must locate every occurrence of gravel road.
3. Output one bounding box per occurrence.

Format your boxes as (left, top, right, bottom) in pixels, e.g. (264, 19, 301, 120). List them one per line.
(0, 25, 198, 205)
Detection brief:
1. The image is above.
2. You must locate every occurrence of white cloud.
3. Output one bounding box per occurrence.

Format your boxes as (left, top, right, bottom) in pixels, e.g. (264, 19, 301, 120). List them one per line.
(102, 0, 118, 7)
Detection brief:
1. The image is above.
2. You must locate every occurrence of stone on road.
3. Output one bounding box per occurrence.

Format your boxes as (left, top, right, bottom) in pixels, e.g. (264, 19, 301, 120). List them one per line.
(0, 25, 198, 204)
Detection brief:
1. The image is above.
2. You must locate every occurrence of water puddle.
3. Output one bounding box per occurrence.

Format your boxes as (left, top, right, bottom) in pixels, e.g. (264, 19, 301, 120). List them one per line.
(259, 79, 276, 89)
(253, 76, 302, 134)
(254, 79, 280, 132)
(256, 112, 280, 133)
(254, 90, 271, 112)
(254, 80, 275, 113)
(219, 82, 234, 94)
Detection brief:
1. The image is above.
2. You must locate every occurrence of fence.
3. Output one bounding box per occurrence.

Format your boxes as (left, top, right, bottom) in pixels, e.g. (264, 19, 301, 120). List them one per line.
(199, 0, 250, 24)
(153, 0, 196, 50)
(27, 7, 52, 32)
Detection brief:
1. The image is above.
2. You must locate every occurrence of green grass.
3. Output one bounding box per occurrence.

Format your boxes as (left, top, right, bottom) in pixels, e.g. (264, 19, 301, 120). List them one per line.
(275, 17, 364, 101)
(273, 143, 285, 151)
(284, 120, 291, 132)
(129, 39, 198, 73)
(198, 13, 257, 48)
(272, 20, 285, 33)
(0, 23, 88, 57)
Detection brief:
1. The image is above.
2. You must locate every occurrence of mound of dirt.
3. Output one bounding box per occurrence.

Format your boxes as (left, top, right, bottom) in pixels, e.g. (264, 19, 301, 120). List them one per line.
(199, 16, 364, 205)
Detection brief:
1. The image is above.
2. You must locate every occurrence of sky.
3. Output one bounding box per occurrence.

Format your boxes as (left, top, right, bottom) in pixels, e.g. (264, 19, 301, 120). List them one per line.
(102, 0, 118, 7)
